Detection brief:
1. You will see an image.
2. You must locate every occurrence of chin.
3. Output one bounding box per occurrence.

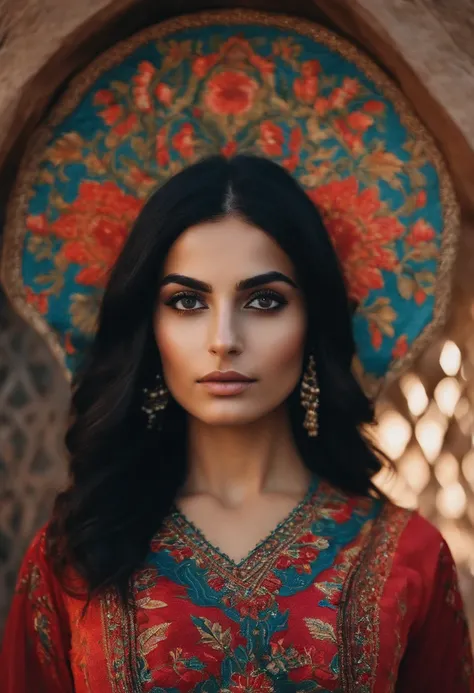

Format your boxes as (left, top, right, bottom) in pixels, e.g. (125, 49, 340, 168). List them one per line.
(191, 403, 263, 426)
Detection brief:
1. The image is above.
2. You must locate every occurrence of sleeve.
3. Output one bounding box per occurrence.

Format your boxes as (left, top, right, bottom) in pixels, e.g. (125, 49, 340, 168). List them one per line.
(395, 537, 474, 692)
(0, 527, 74, 693)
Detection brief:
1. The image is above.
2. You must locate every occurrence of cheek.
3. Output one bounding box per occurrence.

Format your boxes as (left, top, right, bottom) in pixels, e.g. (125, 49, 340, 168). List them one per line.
(154, 314, 195, 381)
(253, 310, 306, 374)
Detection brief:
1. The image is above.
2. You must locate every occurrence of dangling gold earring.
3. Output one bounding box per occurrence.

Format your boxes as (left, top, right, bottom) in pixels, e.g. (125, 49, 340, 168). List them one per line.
(141, 372, 169, 430)
(300, 354, 320, 437)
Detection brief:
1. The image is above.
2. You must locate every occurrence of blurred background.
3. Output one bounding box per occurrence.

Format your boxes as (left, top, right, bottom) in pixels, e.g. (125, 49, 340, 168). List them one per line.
(1, 0, 474, 641)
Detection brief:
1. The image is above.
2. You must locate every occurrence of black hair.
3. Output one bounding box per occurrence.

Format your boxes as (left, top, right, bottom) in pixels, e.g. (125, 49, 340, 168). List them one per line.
(46, 154, 389, 605)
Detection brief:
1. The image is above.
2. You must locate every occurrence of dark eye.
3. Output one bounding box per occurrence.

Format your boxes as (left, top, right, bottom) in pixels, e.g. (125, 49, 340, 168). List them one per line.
(246, 291, 287, 311)
(166, 292, 206, 312)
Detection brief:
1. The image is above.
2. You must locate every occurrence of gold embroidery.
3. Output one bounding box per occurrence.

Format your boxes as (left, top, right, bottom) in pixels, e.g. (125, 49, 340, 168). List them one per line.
(337, 502, 412, 693)
(161, 480, 332, 611)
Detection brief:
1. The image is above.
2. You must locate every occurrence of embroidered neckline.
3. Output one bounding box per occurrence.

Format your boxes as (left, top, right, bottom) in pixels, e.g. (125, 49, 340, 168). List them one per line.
(169, 473, 320, 569)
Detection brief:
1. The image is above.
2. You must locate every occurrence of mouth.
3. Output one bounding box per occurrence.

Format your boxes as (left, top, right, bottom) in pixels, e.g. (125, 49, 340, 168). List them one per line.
(197, 371, 257, 396)
(198, 370, 255, 383)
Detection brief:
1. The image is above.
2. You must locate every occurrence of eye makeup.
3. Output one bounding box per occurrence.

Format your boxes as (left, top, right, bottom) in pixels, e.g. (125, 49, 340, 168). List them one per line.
(163, 288, 288, 314)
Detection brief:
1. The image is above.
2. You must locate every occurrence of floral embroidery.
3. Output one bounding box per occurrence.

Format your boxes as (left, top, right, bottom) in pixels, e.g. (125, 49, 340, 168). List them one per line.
(8, 14, 454, 384)
(309, 178, 404, 304)
(118, 478, 382, 691)
(15, 534, 58, 678)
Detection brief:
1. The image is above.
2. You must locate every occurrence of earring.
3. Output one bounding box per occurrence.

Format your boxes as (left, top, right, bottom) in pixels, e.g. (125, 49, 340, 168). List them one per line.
(141, 372, 168, 430)
(300, 354, 320, 437)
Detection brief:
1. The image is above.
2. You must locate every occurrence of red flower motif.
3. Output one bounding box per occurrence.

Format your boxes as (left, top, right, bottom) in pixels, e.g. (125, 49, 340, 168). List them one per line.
(414, 288, 427, 305)
(223, 591, 274, 619)
(294, 75, 318, 103)
(363, 100, 386, 114)
(346, 112, 374, 131)
(172, 123, 195, 159)
(113, 113, 138, 138)
(229, 664, 274, 692)
(132, 60, 156, 112)
(25, 288, 49, 315)
(98, 104, 123, 126)
(298, 532, 316, 544)
(283, 127, 303, 171)
(170, 545, 194, 562)
(192, 54, 219, 78)
(392, 334, 409, 359)
(415, 191, 427, 208)
(207, 574, 226, 591)
(26, 214, 48, 235)
(328, 77, 359, 108)
(275, 545, 317, 574)
(156, 127, 170, 167)
(309, 177, 404, 302)
(334, 118, 363, 154)
(204, 71, 258, 116)
(314, 97, 330, 116)
(369, 324, 383, 351)
(51, 181, 142, 288)
(301, 60, 321, 78)
(259, 121, 285, 156)
(329, 502, 354, 523)
(156, 82, 173, 107)
(222, 140, 237, 158)
(405, 219, 436, 245)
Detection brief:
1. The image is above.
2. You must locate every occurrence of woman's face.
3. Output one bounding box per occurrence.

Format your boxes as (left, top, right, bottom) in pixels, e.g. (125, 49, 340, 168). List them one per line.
(154, 216, 307, 427)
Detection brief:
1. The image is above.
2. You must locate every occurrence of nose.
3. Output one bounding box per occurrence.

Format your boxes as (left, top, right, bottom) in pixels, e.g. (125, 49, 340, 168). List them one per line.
(208, 304, 243, 358)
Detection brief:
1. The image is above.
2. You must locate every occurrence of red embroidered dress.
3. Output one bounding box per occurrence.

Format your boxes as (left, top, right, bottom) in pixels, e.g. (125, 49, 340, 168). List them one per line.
(1, 476, 473, 692)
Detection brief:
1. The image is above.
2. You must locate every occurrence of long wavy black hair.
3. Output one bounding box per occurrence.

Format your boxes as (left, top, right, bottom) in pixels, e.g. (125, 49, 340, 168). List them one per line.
(46, 154, 389, 605)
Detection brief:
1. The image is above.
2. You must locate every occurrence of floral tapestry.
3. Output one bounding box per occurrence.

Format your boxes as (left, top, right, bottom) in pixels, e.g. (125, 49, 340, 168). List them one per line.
(1, 10, 458, 391)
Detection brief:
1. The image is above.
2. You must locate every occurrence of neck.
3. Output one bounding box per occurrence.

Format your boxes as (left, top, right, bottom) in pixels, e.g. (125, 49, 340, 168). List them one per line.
(181, 405, 312, 508)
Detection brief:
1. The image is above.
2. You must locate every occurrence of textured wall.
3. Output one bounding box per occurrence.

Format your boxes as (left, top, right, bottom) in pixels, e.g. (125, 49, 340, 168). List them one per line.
(0, 290, 69, 634)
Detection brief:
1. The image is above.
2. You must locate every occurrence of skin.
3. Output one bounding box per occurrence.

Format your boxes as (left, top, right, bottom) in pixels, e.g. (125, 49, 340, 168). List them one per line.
(154, 215, 313, 563)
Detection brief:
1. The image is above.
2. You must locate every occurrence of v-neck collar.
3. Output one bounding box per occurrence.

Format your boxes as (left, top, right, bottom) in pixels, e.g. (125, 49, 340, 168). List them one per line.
(168, 473, 321, 570)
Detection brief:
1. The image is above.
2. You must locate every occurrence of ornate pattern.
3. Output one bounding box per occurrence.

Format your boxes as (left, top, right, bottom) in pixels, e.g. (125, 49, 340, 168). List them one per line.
(337, 502, 412, 692)
(1, 10, 458, 392)
(13, 532, 63, 685)
(2, 485, 473, 691)
(115, 478, 383, 691)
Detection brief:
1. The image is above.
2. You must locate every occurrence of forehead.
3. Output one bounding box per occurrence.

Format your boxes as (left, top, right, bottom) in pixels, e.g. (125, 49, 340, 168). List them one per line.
(161, 216, 296, 279)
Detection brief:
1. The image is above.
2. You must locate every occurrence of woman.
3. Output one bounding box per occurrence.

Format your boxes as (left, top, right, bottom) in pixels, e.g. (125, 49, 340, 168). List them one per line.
(1, 154, 472, 692)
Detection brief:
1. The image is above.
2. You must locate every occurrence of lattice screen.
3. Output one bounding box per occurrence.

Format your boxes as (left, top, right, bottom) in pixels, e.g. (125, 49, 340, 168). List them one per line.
(0, 291, 69, 633)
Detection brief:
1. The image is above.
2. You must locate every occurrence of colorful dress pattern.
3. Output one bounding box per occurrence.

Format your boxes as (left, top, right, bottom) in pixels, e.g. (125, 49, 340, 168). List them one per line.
(1, 476, 473, 692)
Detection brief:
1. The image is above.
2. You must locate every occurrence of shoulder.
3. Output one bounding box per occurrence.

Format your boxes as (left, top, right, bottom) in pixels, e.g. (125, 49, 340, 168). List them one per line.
(14, 523, 56, 594)
(381, 501, 447, 565)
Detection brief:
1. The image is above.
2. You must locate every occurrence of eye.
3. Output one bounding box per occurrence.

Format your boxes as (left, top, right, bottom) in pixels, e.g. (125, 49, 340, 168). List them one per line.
(166, 291, 207, 312)
(245, 290, 287, 311)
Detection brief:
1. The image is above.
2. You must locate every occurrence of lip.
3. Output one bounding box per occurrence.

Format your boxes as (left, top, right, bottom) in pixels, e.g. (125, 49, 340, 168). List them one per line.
(197, 371, 256, 396)
(198, 370, 255, 383)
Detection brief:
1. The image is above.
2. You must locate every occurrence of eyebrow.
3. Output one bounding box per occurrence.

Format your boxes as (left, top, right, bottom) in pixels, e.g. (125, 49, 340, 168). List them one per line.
(159, 271, 298, 292)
